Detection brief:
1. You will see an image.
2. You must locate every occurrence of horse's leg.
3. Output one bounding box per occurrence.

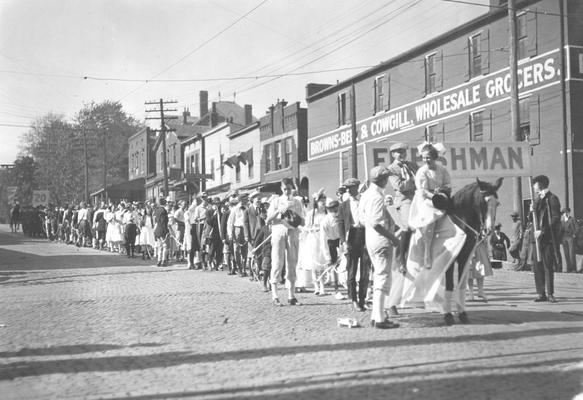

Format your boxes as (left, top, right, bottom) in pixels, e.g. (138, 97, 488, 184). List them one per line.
(443, 263, 455, 325)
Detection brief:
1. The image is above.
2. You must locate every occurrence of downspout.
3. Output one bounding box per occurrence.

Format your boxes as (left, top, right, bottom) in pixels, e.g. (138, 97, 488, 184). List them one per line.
(559, 0, 570, 207)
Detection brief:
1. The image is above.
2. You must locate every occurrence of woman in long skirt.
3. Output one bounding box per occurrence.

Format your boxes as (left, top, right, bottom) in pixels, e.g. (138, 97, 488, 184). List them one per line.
(297, 190, 328, 294)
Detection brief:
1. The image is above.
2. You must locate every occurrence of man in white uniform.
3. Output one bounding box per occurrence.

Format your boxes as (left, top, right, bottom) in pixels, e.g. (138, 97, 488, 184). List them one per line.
(266, 178, 305, 306)
(359, 166, 401, 329)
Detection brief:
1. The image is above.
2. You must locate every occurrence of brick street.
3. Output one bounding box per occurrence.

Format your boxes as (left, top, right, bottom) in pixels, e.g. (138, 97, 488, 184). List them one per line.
(0, 225, 582, 400)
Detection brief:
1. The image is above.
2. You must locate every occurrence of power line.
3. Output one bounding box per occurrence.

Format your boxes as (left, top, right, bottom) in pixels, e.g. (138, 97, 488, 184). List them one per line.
(441, 0, 583, 17)
(0, 122, 31, 128)
(0, 65, 378, 83)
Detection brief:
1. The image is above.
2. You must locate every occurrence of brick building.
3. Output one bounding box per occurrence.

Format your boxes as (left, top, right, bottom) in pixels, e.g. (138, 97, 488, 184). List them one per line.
(259, 100, 308, 195)
(305, 0, 583, 228)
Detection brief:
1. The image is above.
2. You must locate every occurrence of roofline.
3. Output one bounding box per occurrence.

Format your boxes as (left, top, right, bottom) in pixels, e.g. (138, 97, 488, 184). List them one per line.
(306, 0, 540, 102)
(228, 121, 260, 139)
(128, 126, 148, 141)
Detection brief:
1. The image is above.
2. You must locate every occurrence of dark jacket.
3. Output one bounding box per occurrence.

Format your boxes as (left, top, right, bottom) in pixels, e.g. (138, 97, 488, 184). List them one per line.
(490, 231, 510, 261)
(153, 207, 169, 237)
(534, 191, 561, 246)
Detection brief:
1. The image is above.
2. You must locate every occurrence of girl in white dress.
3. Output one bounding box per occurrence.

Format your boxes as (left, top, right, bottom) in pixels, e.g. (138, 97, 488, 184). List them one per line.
(139, 205, 156, 260)
(409, 143, 451, 268)
(297, 189, 329, 294)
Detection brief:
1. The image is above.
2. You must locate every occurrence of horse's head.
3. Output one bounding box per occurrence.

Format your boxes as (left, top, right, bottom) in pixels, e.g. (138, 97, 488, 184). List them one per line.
(476, 177, 503, 234)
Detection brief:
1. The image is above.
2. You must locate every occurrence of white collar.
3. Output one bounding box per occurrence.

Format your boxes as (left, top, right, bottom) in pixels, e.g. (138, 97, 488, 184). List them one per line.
(538, 189, 548, 199)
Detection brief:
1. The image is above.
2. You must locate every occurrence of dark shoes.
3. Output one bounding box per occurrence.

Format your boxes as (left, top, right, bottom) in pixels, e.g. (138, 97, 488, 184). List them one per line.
(458, 311, 470, 324)
(288, 298, 301, 306)
(370, 319, 399, 329)
(534, 296, 548, 302)
(444, 313, 455, 326)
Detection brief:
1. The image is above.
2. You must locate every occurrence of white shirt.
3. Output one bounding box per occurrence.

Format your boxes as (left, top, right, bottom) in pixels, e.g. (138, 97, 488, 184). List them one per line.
(174, 208, 185, 223)
(268, 195, 304, 230)
(359, 182, 394, 248)
(77, 208, 88, 221)
(349, 195, 361, 227)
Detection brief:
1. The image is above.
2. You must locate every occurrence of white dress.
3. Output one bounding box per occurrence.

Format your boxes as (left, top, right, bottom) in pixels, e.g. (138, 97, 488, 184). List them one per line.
(296, 209, 328, 289)
(138, 215, 155, 247)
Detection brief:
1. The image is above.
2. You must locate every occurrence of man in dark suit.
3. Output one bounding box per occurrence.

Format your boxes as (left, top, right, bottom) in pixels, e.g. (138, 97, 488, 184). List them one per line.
(338, 178, 370, 312)
(532, 175, 561, 303)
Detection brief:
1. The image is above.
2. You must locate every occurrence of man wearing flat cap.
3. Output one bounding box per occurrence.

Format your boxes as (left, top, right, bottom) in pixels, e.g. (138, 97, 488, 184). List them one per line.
(387, 142, 418, 275)
(246, 190, 263, 265)
(359, 166, 400, 329)
(509, 211, 523, 264)
(338, 177, 370, 312)
(228, 193, 251, 276)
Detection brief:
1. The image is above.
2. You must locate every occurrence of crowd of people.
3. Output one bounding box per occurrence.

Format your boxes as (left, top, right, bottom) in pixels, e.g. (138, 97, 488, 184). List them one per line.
(6, 141, 583, 328)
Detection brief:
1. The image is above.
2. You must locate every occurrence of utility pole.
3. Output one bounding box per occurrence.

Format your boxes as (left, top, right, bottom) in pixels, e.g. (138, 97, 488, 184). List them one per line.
(82, 125, 89, 203)
(508, 0, 523, 220)
(350, 83, 358, 179)
(145, 99, 178, 197)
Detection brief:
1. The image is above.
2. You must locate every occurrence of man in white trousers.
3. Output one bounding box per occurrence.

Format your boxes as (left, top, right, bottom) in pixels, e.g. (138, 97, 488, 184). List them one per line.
(266, 178, 305, 306)
(359, 166, 401, 329)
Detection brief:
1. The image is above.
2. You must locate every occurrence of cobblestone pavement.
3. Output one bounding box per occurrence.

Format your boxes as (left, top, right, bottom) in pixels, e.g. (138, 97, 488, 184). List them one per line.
(0, 225, 582, 400)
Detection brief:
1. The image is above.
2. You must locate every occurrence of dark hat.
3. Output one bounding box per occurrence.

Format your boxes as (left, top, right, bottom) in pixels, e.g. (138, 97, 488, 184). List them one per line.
(325, 198, 339, 209)
(159, 197, 167, 206)
(510, 211, 519, 217)
(343, 177, 360, 187)
(369, 166, 390, 183)
(562, 207, 571, 213)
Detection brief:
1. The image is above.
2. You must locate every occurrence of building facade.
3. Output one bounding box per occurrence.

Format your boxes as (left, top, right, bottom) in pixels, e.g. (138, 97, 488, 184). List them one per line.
(227, 121, 261, 192)
(306, 0, 583, 228)
(259, 100, 308, 195)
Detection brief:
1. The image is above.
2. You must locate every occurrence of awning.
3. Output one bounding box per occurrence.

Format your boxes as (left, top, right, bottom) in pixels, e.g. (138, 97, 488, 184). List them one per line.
(223, 149, 253, 168)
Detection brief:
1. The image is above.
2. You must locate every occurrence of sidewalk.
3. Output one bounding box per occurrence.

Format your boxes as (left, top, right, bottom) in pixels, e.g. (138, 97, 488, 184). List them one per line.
(1, 224, 582, 400)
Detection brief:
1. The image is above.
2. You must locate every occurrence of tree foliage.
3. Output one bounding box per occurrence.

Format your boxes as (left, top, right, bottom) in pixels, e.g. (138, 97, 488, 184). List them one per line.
(17, 101, 142, 204)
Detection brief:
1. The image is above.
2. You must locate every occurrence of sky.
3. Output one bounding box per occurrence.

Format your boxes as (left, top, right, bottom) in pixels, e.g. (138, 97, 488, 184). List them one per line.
(0, 0, 490, 164)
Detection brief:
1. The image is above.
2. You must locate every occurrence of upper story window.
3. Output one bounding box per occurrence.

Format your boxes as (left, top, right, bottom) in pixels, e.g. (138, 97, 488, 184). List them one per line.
(337, 92, 350, 126)
(373, 75, 386, 114)
(264, 145, 272, 173)
(274, 140, 282, 170)
(210, 158, 215, 180)
(517, 12, 528, 59)
(284, 137, 293, 168)
(424, 53, 438, 95)
(235, 163, 241, 183)
(470, 111, 484, 142)
(469, 34, 482, 78)
(220, 153, 225, 178)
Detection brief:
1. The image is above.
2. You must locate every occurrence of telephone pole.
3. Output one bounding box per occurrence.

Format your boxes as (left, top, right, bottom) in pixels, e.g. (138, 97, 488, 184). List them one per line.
(350, 83, 358, 179)
(82, 125, 89, 203)
(508, 0, 523, 220)
(145, 99, 178, 196)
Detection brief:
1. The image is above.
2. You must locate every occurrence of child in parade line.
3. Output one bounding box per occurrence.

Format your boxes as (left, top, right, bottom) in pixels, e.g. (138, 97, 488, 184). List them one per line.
(297, 189, 327, 294)
(320, 197, 345, 300)
(220, 199, 234, 274)
(254, 203, 272, 292)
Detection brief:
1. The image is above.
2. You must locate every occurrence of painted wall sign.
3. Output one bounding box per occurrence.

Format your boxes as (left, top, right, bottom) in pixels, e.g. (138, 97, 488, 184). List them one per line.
(366, 142, 532, 178)
(308, 49, 562, 160)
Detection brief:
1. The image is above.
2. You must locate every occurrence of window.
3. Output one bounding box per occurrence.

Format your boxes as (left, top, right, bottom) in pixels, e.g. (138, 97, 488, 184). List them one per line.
(235, 163, 241, 183)
(337, 92, 350, 126)
(248, 157, 254, 179)
(519, 97, 530, 141)
(194, 152, 200, 174)
(284, 137, 293, 168)
(374, 75, 384, 113)
(341, 150, 350, 183)
(425, 124, 438, 143)
(275, 140, 282, 170)
(425, 53, 437, 94)
(469, 34, 481, 78)
(210, 158, 215, 180)
(220, 154, 225, 177)
(517, 13, 528, 59)
(470, 111, 484, 142)
(264, 145, 272, 173)
(140, 150, 145, 173)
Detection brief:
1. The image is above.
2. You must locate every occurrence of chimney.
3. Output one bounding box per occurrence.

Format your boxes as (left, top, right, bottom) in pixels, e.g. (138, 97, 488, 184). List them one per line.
(211, 102, 218, 127)
(199, 91, 209, 119)
(244, 104, 253, 126)
(182, 108, 190, 124)
(269, 104, 275, 135)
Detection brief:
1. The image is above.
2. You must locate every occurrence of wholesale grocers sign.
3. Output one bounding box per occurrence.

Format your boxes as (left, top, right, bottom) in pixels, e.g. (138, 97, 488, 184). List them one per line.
(308, 49, 562, 160)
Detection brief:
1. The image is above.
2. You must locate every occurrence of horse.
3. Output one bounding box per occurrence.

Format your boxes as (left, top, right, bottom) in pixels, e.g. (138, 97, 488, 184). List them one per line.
(444, 177, 503, 325)
(9, 203, 21, 233)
